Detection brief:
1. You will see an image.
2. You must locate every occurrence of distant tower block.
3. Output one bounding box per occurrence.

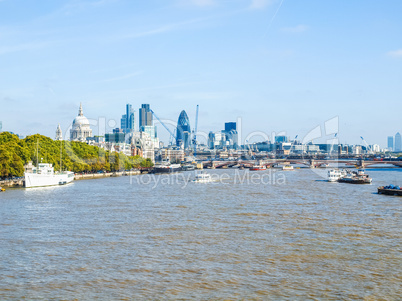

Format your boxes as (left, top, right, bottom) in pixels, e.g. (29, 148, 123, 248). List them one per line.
(55, 124, 63, 140)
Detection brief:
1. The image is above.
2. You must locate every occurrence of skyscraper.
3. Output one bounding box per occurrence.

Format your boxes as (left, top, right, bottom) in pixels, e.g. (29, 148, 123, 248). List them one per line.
(121, 104, 135, 134)
(208, 131, 215, 149)
(176, 110, 191, 149)
(139, 104, 153, 128)
(387, 136, 394, 151)
(225, 122, 236, 132)
(222, 122, 238, 149)
(395, 132, 401, 152)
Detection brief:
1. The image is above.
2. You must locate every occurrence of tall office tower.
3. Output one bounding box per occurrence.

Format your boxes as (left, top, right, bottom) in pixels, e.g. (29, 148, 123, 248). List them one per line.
(225, 122, 236, 132)
(176, 110, 191, 149)
(121, 104, 135, 134)
(387, 136, 394, 151)
(395, 132, 401, 152)
(139, 104, 153, 128)
(223, 122, 238, 149)
(208, 132, 215, 149)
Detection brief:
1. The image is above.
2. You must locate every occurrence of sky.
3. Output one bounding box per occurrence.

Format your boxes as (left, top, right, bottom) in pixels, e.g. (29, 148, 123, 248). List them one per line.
(0, 0, 401, 147)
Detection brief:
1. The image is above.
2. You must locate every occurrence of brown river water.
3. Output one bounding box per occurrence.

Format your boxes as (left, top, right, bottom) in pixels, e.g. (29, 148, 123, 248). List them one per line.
(0, 167, 401, 300)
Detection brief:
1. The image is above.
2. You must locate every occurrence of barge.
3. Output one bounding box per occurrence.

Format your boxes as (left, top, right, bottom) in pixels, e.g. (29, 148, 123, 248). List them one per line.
(338, 170, 372, 184)
(378, 185, 402, 196)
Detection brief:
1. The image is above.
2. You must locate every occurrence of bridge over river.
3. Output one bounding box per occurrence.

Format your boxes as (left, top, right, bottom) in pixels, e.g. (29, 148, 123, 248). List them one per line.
(203, 159, 402, 169)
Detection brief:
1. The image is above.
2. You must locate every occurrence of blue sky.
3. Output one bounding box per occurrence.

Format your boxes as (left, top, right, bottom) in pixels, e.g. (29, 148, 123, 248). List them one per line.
(1, 0, 401, 146)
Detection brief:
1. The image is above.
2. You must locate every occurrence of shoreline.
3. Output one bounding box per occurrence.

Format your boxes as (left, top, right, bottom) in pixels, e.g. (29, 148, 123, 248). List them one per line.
(0, 170, 142, 188)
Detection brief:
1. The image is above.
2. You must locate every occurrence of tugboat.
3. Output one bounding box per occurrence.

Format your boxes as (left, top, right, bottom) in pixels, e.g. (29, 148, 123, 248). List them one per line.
(378, 185, 402, 196)
(338, 170, 372, 184)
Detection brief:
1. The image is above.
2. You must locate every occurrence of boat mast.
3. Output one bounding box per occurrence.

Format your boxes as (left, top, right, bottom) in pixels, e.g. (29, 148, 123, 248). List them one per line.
(60, 140, 62, 172)
(36, 139, 39, 168)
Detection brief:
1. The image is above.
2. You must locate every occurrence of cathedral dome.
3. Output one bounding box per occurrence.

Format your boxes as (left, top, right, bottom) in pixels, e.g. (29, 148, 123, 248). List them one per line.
(70, 103, 93, 142)
(72, 115, 90, 127)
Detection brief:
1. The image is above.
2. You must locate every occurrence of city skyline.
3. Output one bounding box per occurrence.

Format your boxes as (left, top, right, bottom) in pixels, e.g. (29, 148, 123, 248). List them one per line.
(0, 0, 401, 146)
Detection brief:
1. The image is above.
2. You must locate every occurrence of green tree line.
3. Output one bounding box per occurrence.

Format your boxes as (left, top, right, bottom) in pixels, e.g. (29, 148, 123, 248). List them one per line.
(0, 132, 153, 179)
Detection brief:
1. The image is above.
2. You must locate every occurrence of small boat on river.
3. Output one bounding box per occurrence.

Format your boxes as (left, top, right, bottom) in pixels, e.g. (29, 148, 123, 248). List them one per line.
(193, 172, 213, 183)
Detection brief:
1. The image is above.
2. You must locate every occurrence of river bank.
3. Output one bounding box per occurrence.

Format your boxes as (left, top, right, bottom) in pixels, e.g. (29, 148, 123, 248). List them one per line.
(0, 170, 142, 188)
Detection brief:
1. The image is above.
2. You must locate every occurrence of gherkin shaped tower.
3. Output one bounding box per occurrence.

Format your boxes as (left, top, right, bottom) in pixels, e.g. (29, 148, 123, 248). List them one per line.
(176, 110, 191, 149)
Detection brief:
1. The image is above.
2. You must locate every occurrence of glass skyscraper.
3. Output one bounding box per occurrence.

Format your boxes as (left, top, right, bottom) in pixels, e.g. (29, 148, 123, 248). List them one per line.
(139, 104, 153, 128)
(121, 104, 135, 134)
(176, 110, 191, 149)
(395, 132, 401, 152)
(225, 122, 236, 132)
(387, 136, 394, 151)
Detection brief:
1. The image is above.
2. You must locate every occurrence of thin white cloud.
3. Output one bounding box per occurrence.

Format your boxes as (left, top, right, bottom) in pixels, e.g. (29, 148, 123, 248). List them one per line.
(0, 41, 55, 55)
(387, 49, 402, 58)
(113, 15, 216, 41)
(61, 0, 118, 14)
(190, 0, 215, 6)
(177, 0, 216, 7)
(250, 0, 275, 10)
(281, 24, 309, 33)
(99, 72, 142, 83)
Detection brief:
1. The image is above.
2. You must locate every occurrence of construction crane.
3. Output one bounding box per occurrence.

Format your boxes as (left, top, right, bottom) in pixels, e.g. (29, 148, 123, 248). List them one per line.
(360, 136, 372, 154)
(150, 109, 176, 145)
(192, 105, 199, 156)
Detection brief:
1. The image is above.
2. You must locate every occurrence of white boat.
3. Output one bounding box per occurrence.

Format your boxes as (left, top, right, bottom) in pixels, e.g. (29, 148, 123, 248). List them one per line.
(282, 165, 294, 170)
(24, 163, 74, 188)
(193, 172, 213, 183)
(327, 169, 347, 182)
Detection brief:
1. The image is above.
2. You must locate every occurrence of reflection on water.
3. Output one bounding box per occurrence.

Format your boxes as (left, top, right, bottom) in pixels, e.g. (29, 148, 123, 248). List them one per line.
(0, 168, 401, 299)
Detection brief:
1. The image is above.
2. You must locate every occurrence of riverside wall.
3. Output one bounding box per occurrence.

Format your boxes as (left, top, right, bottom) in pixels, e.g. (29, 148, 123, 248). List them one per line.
(0, 170, 141, 188)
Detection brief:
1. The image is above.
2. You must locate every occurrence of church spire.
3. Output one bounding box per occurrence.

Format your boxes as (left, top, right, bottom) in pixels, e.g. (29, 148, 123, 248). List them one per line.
(78, 102, 83, 116)
(55, 124, 62, 141)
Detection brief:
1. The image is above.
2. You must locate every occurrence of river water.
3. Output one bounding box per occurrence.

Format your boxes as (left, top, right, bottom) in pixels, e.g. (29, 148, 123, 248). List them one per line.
(1, 168, 401, 300)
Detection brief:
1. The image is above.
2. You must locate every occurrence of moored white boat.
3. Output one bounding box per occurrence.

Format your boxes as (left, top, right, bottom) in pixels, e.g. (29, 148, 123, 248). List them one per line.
(282, 165, 294, 170)
(153, 163, 182, 173)
(24, 163, 74, 188)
